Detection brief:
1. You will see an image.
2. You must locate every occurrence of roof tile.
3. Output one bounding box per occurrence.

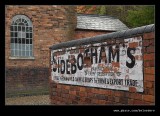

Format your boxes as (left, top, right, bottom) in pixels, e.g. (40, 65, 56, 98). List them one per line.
(77, 14, 129, 31)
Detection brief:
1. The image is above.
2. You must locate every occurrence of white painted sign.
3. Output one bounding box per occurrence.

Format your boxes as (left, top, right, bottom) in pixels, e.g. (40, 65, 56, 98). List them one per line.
(51, 37, 143, 92)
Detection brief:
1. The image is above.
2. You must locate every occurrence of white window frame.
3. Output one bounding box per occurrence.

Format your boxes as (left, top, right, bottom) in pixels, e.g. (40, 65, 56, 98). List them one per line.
(9, 15, 34, 59)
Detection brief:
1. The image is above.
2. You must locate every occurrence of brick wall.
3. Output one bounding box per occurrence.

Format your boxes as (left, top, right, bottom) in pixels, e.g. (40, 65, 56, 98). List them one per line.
(6, 67, 49, 97)
(5, 5, 76, 67)
(143, 32, 155, 104)
(49, 30, 155, 105)
(5, 5, 77, 97)
(74, 30, 112, 40)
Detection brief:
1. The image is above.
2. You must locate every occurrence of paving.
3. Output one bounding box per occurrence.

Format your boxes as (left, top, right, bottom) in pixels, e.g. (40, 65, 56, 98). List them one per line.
(5, 95, 51, 105)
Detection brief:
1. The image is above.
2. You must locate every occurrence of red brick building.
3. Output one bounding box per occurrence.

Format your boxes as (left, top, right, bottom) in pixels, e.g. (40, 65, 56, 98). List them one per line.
(5, 5, 128, 97)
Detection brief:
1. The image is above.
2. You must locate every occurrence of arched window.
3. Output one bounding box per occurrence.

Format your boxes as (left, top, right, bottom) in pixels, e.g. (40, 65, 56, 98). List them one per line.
(10, 15, 33, 57)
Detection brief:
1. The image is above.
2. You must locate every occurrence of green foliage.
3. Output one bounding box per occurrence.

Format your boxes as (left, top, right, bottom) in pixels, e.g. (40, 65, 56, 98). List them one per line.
(97, 5, 154, 28)
(76, 5, 154, 28)
(126, 6, 154, 28)
(99, 6, 106, 15)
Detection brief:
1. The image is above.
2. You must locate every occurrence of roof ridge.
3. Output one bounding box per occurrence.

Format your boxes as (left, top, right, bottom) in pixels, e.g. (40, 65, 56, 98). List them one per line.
(77, 13, 116, 19)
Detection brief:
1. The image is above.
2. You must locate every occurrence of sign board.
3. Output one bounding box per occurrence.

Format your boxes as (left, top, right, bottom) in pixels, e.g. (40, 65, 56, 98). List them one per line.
(51, 37, 143, 92)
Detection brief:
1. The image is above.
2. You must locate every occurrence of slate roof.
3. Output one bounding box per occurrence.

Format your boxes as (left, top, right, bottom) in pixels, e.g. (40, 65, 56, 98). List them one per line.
(77, 14, 129, 31)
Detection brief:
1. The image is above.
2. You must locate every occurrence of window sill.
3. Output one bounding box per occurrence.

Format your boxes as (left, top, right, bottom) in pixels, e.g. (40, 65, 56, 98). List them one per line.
(9, 56, 35, 60)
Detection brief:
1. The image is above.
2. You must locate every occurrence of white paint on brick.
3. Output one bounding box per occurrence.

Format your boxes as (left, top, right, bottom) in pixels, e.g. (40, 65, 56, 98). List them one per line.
(51, 37, 143, 92)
